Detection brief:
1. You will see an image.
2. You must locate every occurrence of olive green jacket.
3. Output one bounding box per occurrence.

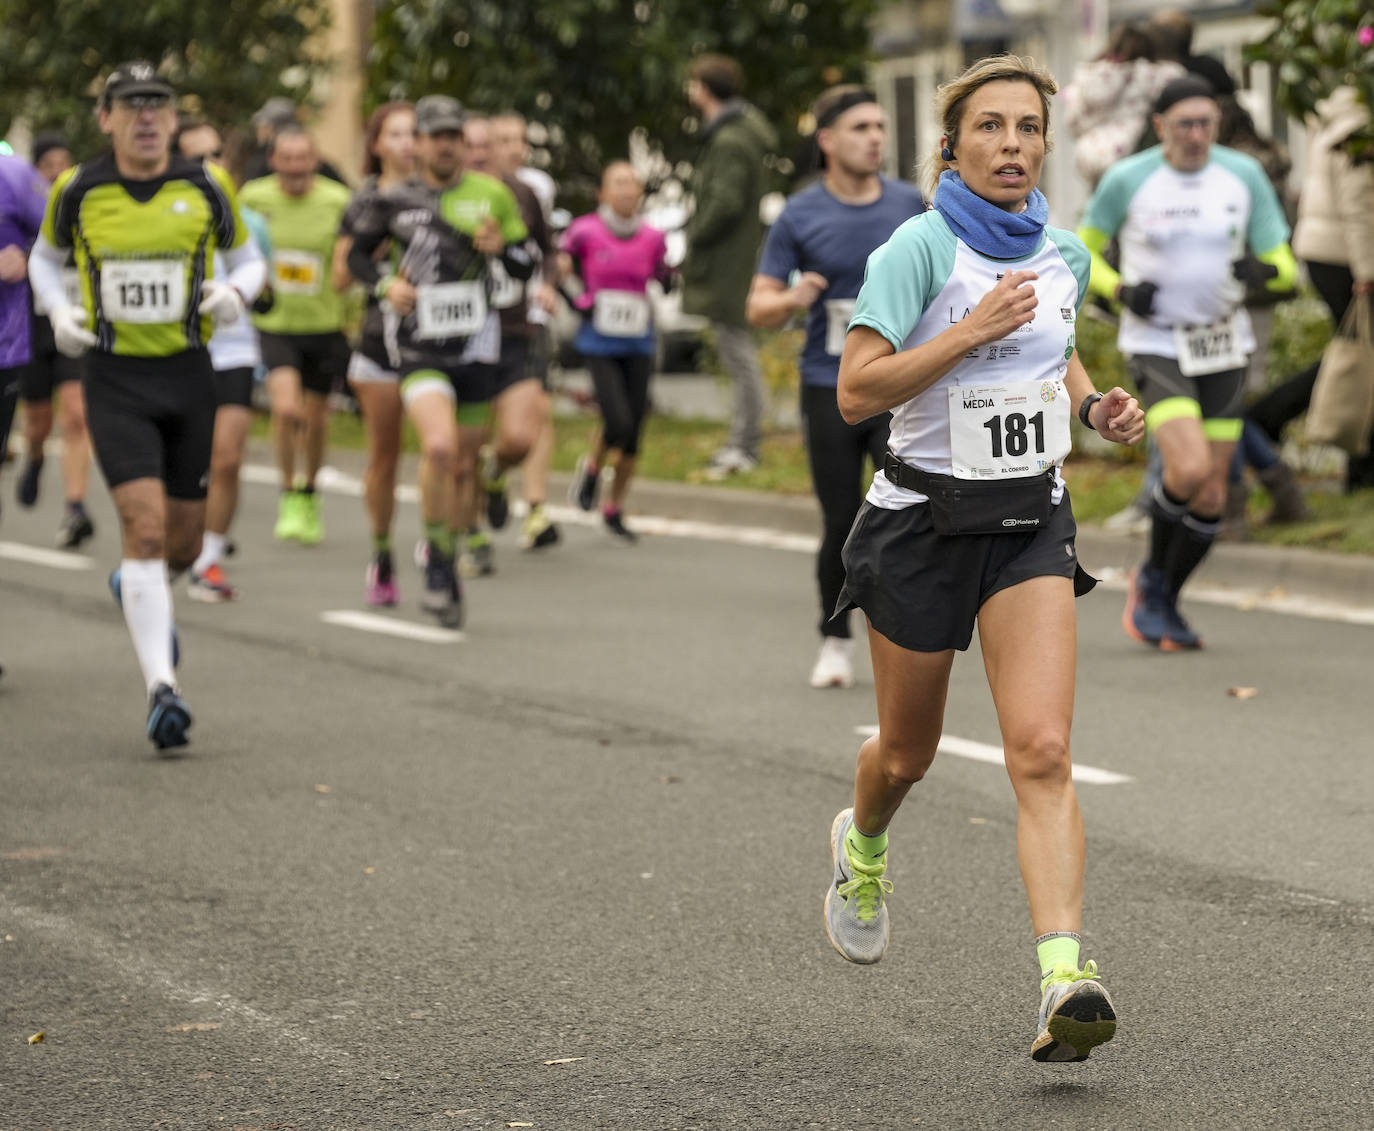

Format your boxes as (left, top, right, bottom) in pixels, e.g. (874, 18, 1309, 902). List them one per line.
(682, 100, 778, 327)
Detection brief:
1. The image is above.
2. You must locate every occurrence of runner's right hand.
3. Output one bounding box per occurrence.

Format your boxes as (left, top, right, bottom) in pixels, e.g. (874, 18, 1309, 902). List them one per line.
(790, 271, 829, 310)
(1116, 281, 1158, 318)
(384, 276, 417, 316)
(50, 305, 97, 358)
(966, 269, 1038, 345)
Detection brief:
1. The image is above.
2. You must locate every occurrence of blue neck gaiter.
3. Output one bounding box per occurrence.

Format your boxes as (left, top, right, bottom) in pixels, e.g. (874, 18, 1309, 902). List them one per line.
(933, 170, 1048, 260)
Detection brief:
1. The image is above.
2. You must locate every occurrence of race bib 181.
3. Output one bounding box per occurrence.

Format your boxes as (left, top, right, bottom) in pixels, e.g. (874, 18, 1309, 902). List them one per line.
(99, 259, 186, 324)
(414, 280, 487, 341)
(948, 379, 1072, 480)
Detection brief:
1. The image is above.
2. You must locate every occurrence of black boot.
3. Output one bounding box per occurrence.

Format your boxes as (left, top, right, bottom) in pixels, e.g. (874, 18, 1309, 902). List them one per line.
(1258, 462, 1309, 524)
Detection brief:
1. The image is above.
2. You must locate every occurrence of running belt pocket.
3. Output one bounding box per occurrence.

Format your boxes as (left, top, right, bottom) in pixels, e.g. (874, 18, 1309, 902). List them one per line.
(882, 453, 1053, 536)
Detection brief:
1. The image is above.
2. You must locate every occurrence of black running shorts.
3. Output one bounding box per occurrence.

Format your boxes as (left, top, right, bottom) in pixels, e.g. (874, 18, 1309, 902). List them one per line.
(834, 490, 1095, 653)
(259, 330, 350, 395)
(83, 350, 216, 499)
(20, 316, 86, 400)
(211, 366, 255, 409)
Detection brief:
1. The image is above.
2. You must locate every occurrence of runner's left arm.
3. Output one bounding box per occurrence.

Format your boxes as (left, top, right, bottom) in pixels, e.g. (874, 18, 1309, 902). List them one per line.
(220, 238, 267, 305)
(26, 235, 68, 316)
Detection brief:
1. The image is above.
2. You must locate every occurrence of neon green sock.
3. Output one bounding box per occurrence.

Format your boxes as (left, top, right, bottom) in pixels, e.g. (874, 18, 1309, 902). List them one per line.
(845, 820, 888, 867)
(372, 533, 392, 554)
(424, 521, 455, 557)
(1036, 933, 1082, 988)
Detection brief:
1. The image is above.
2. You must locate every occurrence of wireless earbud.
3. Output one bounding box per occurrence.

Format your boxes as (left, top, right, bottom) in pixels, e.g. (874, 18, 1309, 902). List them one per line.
(941, 145, 954, 162)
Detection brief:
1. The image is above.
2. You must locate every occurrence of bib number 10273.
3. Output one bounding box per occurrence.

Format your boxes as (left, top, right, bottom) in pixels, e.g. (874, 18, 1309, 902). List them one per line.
(948, 380, 1071, 480)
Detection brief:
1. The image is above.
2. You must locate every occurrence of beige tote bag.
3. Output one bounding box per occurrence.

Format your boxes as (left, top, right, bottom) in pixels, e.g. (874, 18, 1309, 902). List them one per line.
(1307, 297, 1374, 456)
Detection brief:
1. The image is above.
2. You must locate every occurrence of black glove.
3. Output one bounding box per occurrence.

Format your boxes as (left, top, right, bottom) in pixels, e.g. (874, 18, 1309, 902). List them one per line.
(251, 282, 275, 315)
(1232, 256, 1280, 288)
(1117, 281, 1158, 318)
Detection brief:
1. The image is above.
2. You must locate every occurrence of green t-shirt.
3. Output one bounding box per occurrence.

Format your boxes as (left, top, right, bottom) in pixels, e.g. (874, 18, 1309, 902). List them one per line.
(437, 172, 528, 244)
(41, 152, 247, 358)
(239, 174, 352, 335)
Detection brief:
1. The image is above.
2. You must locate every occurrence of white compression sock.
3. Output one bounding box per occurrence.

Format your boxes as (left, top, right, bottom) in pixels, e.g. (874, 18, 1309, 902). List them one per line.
(119, 558, 176, 694)
(192, 531, 226, 575)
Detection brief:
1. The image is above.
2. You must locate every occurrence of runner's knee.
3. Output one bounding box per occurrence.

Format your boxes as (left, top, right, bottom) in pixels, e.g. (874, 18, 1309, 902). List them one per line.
(1004, 730, 1072, 787)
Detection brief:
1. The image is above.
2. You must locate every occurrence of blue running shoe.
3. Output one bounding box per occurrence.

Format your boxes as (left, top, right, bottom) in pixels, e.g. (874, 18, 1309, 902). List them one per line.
(146, 682, 192, 749)
(110, 567, 181, 668)
(1121, 566, 1170, 647)
(1160, 592, 1204, 651)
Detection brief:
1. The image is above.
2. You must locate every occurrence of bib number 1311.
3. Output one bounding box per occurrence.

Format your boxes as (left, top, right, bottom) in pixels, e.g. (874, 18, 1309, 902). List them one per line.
(982, 412, 1044, 459)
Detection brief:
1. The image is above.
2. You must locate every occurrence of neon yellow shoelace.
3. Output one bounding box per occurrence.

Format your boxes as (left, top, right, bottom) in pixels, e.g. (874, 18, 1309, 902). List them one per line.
(1042, 959, 1101, 993)
(837, 860, 893, 922)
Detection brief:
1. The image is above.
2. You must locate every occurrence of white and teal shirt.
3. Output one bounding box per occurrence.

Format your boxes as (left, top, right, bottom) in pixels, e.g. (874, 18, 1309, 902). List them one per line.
(1081, 144, 1290, 360)
(850, 211, 1090, 510)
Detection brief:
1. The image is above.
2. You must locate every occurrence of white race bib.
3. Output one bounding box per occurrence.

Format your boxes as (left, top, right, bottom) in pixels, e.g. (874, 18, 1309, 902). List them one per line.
(99, 260, 186, 324)
(592, 290, 651, 338)
(273, 249, 323, 296)
(414, 281, 487, 341)
(1173, 312, 1246, 376)
(948, 379, 1072, 480)
(488, 262, 524, 310)
(824, 298, 856, 356)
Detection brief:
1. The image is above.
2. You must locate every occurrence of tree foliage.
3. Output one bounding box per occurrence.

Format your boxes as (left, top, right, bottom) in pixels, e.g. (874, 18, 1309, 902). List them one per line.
(0, 0, 332, 156)
(1245, 0, 1374, 163)
(365, 0, 882, 208)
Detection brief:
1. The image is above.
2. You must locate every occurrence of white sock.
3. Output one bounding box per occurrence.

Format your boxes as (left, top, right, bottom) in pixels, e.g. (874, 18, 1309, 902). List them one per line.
(119, 559, 176, 694)
(192, 531, 226, 574)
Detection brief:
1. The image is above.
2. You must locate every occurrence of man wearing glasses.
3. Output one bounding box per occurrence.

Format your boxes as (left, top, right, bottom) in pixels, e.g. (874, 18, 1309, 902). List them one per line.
(27, 61, 267, 750)
(1078, 75, 1296, 651)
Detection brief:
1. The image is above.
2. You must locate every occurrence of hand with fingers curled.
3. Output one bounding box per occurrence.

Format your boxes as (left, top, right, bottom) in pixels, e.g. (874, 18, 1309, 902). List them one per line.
(967, 269, 1038, 345)
(1086, 386, 1146, 446)
(1115, 280, 1158, 319)
(790, 271, 830, 311)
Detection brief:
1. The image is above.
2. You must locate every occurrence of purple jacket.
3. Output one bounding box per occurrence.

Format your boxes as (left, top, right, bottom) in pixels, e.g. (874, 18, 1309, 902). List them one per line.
(0, 155, 51, 369)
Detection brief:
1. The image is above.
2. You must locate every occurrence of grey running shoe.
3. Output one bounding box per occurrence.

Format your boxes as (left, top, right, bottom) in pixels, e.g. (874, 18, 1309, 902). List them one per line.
(421, 546, 464, 629)
(1030, 961, 1118, 1062)
(823, 807, 892, 965)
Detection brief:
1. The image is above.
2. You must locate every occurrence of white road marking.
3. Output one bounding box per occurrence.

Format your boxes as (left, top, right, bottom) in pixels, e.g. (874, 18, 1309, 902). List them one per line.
(2, 897, 355, 1067)
(0, 541, 95, 571)
(853, 726, 1133, 785)
(321, 609, 464, 643)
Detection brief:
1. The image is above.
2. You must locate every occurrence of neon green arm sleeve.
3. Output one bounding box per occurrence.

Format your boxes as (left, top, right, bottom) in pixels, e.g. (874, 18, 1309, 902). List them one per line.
(1076, 225, 1121, 301)
(1257, 242, 1299, 294)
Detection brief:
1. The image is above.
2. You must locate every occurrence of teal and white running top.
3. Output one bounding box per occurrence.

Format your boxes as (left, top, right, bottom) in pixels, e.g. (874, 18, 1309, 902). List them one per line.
(1081, 145, 1289, 360)
(849, 210, 1090, 510)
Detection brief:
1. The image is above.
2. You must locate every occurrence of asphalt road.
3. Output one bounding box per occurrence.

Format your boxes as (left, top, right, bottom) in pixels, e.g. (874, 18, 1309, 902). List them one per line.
(2, 456, 1372, 1130)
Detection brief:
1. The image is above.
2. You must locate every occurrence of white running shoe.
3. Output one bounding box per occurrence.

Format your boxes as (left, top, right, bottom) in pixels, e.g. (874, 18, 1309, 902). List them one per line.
(703, 446, 759, 481)
(809, 637, 855, 689)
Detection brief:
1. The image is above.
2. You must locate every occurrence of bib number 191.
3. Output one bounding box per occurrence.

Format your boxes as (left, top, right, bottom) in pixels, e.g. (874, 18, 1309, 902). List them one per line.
(982, 411, 1044, 459)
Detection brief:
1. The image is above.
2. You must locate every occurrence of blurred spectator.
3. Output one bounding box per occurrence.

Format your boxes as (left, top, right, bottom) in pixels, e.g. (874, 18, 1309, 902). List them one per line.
(30, 133, 73, 184)
(242, 97, 347, 185)
(682, 53, 778, 478)
(1060, 23, 1185, 187)
(1248, 86, 1374, 491)
(1150, 9, 1236, 97)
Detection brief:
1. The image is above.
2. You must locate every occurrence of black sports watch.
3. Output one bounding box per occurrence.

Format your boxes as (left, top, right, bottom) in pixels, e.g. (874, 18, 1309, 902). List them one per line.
(1078, 392, 1104, 428)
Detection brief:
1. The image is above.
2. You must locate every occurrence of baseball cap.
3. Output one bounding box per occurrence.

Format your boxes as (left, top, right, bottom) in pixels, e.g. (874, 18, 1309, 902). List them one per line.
(415, 95, 466, 135)
(102, 61, 175, 107)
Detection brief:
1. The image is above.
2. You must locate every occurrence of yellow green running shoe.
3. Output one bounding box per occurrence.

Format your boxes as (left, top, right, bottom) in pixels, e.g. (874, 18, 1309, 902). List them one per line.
(274, 491, 304, 542)
(296, 490, 324, 545)
(823, 808, 892, 964)
(1031, 960, 1118, 1062)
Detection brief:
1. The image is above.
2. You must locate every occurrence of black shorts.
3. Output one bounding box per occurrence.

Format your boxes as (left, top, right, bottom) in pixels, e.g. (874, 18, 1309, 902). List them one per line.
(834, 490, 1096, 653)
(20, 316, 85, 400)
(83, 350, 216, 499)
(212, 366, 255, 409)
(1127, 354, 1246, 422)
(494, 335, 535, 395)
(259, 330, 350, 395)
(399, 361, 497, 412)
